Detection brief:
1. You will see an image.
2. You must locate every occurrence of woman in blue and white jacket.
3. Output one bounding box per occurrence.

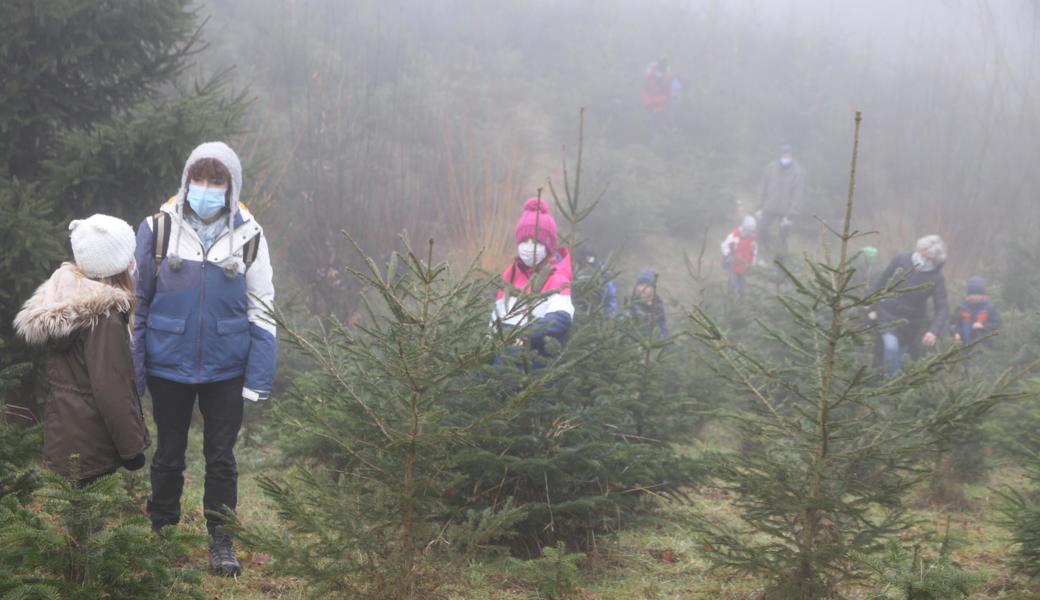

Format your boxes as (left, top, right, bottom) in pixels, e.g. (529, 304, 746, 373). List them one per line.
(133, 141, 276, 576)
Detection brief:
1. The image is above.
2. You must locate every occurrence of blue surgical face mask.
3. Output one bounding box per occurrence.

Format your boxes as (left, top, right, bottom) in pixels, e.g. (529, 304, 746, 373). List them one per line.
(780, 156, 793, 168)
(186, 184, 227, 219)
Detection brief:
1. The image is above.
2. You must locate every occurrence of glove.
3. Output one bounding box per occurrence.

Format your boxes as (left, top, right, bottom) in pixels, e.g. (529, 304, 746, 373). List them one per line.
(123, 453, 146, 471)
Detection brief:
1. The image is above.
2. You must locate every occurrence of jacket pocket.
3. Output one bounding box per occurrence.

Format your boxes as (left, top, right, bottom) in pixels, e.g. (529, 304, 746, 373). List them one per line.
(145, 314, 188, 369)
(214, 316, 251, 370)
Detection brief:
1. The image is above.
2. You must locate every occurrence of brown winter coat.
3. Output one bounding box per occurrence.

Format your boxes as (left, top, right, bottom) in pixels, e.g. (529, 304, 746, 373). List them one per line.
(14, 263, 150, 479)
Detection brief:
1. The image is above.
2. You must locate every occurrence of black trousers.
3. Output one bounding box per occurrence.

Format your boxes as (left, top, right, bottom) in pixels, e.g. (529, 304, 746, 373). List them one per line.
(146, 376, 244, 535)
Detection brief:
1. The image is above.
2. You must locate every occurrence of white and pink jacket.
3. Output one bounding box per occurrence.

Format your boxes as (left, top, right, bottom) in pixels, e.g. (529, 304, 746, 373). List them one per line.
(492, 249, 574, 354)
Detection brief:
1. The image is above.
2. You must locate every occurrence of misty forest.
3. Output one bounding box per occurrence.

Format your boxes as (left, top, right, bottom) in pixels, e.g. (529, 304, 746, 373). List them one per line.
(4, 1, 1040, 598)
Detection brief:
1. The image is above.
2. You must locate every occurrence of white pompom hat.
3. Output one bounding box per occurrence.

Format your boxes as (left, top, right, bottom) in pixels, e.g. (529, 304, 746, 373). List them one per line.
(68, 214, 137, 278)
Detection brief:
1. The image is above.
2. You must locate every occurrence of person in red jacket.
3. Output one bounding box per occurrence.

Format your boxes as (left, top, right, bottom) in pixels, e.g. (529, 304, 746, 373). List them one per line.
(720, 215, 758, 298)
(642, 57, 681, 142)
(642, 57, 677, 113)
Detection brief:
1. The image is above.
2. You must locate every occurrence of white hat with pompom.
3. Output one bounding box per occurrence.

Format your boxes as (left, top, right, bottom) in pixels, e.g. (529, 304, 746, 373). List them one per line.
(68, 214, 136, 278)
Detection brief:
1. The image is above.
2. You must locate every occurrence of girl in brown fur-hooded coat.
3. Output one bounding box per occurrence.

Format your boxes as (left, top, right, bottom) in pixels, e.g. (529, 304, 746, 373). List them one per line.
(14, 215, 149, 483)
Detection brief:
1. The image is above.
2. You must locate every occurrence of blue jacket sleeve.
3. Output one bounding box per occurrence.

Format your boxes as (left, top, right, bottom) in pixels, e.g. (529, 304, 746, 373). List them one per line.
(133, 219, 156, 397)
(528, 310, 573, 355)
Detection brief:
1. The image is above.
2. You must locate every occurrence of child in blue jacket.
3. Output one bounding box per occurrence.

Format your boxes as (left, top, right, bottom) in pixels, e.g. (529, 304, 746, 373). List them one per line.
(951, 276, 1001, 348)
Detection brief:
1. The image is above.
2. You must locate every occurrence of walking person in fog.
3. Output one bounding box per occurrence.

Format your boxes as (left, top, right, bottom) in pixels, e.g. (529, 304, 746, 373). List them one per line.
(721, 215, 758, 299)
(866, 235, 949, 377)
(757, 144, 805, 261)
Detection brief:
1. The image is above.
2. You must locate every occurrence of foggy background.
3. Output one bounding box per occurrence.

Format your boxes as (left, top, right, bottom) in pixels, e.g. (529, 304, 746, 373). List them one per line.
(193, 0, 1039, 314)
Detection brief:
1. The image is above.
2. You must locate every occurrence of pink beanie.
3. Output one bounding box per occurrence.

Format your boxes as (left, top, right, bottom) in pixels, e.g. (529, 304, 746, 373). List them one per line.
(514, 198, 558, 251)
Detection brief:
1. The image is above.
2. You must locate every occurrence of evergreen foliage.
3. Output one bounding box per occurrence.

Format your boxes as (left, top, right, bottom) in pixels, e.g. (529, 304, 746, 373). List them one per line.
(685, 114, 1028, 598)
(3, 0, 205, 181)
(0, 184, 64, 329)
(0, 346, 41, 501)
(231, 237, 548, 599)
(920, 377, 1003, 505)
(859, 531, 984, 599)
(1000, 236, 1040, 313)
(507, 542, 585, 600)
(446, 308, 701, 557)
(997, 442, 1040, 579)
(0, 462, 202, 600)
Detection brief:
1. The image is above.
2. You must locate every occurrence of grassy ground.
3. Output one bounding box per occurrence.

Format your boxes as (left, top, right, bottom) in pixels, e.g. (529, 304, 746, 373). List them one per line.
(143, 407, 1038, 599)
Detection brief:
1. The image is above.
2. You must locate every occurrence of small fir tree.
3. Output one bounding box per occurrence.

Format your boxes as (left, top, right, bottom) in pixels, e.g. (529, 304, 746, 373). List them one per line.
(446, 311, 700, 557)
(686, 113, 1028, 598)
(231, 238, 551, 599)
(858, 524, 984, 599)
(0, 459, 202, 600)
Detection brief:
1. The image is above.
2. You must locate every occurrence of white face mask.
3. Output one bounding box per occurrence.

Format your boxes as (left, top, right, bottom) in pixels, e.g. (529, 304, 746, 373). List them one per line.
(911, 252, 936, 272)
(518, 240, 547, 267)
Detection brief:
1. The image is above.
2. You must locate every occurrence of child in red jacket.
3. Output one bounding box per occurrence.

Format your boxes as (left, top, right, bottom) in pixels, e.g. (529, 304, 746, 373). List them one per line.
(721, 216, 758, 298)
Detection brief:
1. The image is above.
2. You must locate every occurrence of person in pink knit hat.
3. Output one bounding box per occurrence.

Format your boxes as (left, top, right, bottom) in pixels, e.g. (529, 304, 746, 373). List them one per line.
(492, 198, 574, 356)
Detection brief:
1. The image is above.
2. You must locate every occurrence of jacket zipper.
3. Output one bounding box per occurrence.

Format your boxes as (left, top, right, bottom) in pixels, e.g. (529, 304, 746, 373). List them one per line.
(197, 242, 208, 381)
(190, 221, 242, 381)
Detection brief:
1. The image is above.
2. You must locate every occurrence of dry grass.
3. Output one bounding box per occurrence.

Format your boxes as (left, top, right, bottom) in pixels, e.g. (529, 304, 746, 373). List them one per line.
(441, 126, 531, 272)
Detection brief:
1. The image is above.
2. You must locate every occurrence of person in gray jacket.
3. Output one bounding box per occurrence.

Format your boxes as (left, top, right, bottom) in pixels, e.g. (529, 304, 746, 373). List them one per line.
(757, 144, 805, 259)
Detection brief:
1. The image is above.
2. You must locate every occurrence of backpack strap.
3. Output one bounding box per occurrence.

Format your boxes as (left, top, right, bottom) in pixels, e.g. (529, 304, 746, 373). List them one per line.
(151, 212, 171, 275)
(242, 233, 261, 271)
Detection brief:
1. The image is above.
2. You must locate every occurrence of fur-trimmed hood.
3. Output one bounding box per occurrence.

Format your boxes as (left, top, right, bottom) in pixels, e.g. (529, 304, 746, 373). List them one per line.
(14, 263, 132, 346)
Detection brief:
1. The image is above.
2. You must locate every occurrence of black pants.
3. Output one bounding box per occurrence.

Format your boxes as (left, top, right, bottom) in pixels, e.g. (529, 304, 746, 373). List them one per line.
(147, 376, 243, 535)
